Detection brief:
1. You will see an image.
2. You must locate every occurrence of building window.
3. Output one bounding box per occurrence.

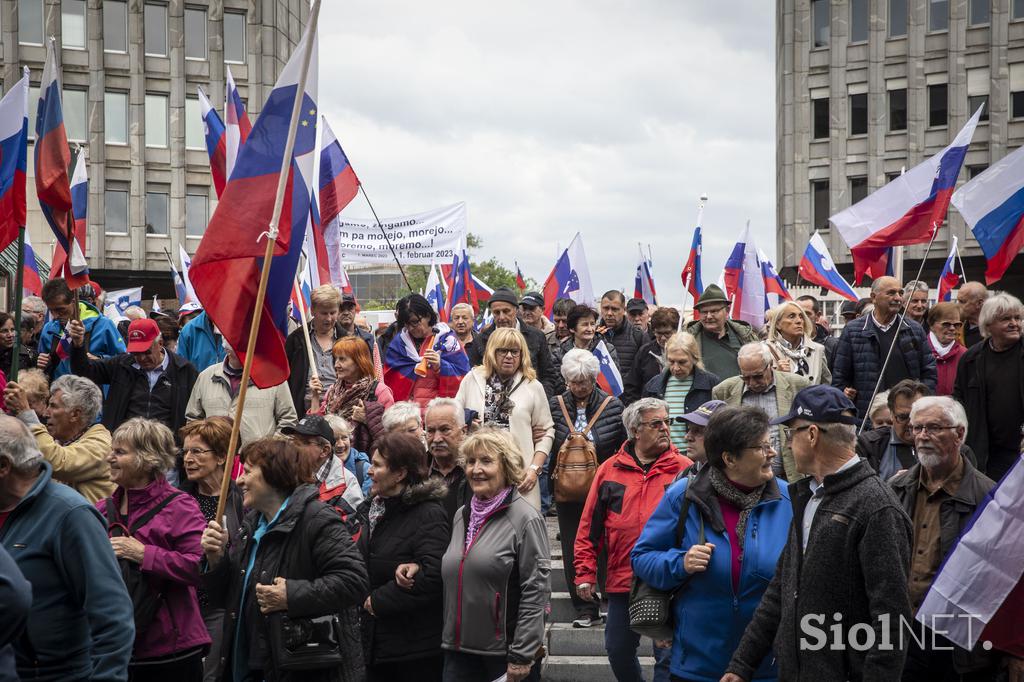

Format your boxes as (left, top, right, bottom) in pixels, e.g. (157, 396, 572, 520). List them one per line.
(969, 95, 989, 120)
(186, 189, 208, 237)
(19, 0, 43, 44)
(104, 91, 128, 144)
(145, 3, 168, 56)
(185, 97, 205, 149)
(62, 0, 87, 49)
(1015, 0, 1024, 19)
(850, 93, 868, 135)
(224, 12, 246, 63)
(889, 89, 907, 131)
(850, 0, 869, 42)
(63, 89, 88, 143)
(105, 185, 129, 234)
(104, 1, 128, 52)
(811, 0, 829, 48)
(146, 190, 169, 235)
(930, 0, 949, 30)
(145, 94, 168, 148)
(812, 180, 830, 232)
(968, 67, 990, 121)
(1011, 64, 1024, 118)
(185, 8, 207, 59)
(1013, 90, 1024, 119)
(928, 84, 948, 127)
(813, 97, 829, 139)
(968, 165, 988, 180)
(889, 0, 908, 37)
(969, 0, 990, 25)
(850, 177, 868, 205)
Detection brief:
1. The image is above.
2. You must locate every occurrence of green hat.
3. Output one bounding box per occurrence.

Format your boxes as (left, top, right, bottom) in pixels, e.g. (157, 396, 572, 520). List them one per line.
(694, 283, 729, 310)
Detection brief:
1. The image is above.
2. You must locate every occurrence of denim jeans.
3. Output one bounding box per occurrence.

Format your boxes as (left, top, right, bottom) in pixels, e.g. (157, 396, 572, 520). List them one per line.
(540, 464, 553, 515)
(605, 593, 672, 682)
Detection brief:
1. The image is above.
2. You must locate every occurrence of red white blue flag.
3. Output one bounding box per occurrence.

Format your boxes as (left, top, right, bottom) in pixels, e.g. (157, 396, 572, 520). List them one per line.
(383, 322, 469, 403)
(936, 236, 961, 302)
(189, 16, 318, 388)
(425, 264, 446, 317)
(318, 116, 360, 287)
(759, 250, 791, 308)
(443, 248, 480, 317)
(832, 107, 982, 282)
(51, 150, 90, 288)
(723, 223, 767, 329)
(22, 228, 42, 297)
(0, 68, 28, 252)
(798, 231, 858, 302)
(198, 87, 227, 198)
(542, 233, 593, 317)
(224, 65, 252, 180)
(633, 247, 658, 305)
(681, 225, 704, 304)
(515, 262, 527, 291)
(593, 339, 623, 397)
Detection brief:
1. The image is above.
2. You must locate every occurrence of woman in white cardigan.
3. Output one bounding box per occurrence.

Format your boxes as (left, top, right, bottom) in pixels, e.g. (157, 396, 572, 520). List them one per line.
(455, 327, 554, 510)
(764, 300, 832, 385)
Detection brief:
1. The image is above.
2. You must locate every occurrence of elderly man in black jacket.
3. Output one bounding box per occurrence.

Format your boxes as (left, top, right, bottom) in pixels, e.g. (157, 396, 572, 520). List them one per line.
(724, 385, 912, 682)
(888, 396, 1000, 681)
(69, 317, 198, 437)
(598, 290, 646, 379)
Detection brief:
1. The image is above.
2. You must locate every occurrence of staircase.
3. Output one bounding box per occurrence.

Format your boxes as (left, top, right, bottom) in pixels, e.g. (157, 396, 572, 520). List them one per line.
(541, 516, 657, 681)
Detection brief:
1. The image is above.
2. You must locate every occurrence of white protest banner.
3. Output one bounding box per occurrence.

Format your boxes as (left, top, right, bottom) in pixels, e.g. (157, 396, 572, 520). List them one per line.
(324, 202, 467, 265)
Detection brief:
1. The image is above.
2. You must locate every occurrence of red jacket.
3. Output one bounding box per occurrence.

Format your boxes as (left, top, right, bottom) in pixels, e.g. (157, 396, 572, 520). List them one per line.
(929, 336, 967, 396)
(574, 442, 691, 593)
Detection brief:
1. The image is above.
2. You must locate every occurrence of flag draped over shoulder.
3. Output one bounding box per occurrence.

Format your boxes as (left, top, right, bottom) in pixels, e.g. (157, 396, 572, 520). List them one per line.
(383, 322, 470, 403)
(0, 69, 28, 252)
(189, 18, 318, 389)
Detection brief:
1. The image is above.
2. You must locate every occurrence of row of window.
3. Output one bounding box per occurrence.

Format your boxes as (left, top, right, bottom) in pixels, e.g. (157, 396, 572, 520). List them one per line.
(811, 0, 1021, 47)
(104, 187, 209, 237)
(16, 0, 246, 63)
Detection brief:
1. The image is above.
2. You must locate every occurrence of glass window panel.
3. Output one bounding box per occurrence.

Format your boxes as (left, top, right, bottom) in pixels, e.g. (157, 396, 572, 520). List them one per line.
(186, 192, 208, 236)
(105, 189, 129, 234)
(1015, 0, 1024, 19)
(185, 98, 204, 149)
(930, 0, 949, 30)
(61, 0, 86, 49)
(812, 0, 830, 48)
(850, 93, 868, 135)
(1012, 91, 1024, 119)
(104, 1, 127, 52)
(889, 0, 908, 37)
(19, 0, 43, 44)
(929, 84, 948, 127)
(145, 3, 168, 56)
(105, 92, 128, 144)
(224, 12, 246, 63)
(850, 0, 869, 42)
(968, 94, 989, 121)
(969, 0, 990, 25)
(145, 94, 168, 147)
(889, 89, 907, 131)
(812, 180, 830, 232)
(851, 177, 868, 205)
(63, 89, 88, 142)
(146, 191, 169, 235)
(27, 86, 39, 140)
(185, 8, 207, 59)
(813, 98, 829, 139)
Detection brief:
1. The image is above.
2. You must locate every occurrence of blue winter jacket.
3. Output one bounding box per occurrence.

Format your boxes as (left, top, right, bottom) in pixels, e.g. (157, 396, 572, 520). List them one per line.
(0, 461, 134, 681)
(37, 302, 126, 379)
(344, 448, 372, 496)
(177, 311, 224, 372)
(631, 468, 792, 682)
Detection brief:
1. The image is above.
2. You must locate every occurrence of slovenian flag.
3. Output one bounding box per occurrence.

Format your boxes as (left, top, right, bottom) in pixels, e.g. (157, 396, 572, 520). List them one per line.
(633, 247, 658, 305)
(759, 249, 791, 309)
(936, 236, 961, 302)
(0, 68, 28, 253)
(681, 225, 704, 303)
(542, 233, 593, 317)
(593, 339, 623, 397)
(798, 231, 859, 302)
(831, 106, 983, 283)
(318, 116, 360, 287)
(22, 229, 42, 297)
(224, 65, 252, 180)
(198, 86, 227, 198)
(382, 322, 470, 403)
(723, 223, 767, 329)
(425, 263, 446, 318)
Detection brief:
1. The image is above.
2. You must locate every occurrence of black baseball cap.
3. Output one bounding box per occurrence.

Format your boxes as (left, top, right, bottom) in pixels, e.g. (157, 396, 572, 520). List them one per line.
(520, 292, 544, 309)
(282, 415, 336, 446)
(770, 385, 859, 426)
(340, 294, 357, 308)
(626, 298, 648, 314)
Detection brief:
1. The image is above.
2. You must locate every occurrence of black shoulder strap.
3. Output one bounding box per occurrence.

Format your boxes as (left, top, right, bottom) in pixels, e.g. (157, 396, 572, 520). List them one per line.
(128, 492, 182, 535)
(672, 471, 705, 547)
(104, 498, 122, 532)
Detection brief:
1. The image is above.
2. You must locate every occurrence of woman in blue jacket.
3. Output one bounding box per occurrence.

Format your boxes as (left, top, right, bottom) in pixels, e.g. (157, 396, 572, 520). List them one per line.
(631, 406, 792, 682)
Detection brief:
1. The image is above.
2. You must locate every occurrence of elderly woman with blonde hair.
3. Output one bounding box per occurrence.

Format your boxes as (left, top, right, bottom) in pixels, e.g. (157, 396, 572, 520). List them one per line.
(455, 328, 554, 509)
(440, 427, 550, 681)
(764, 300, 831, 385)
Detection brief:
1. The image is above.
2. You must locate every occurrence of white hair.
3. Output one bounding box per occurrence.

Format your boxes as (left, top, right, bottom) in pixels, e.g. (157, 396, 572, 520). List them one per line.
(382, 401, 423, 432)
(123, 305, 147, 320)
(559, 348, 600, 383)
(0, 416, 44, 472)
(450, 302, 474, 317)
(425, 397, 466, 428)
(978, 293, 1023, 339)
(323, 414, 351, 438)
(622, 397, 668, 440)
(737, 342, 772, 365)
(51, 374, 103, 424)
(910, 396, 968, 438)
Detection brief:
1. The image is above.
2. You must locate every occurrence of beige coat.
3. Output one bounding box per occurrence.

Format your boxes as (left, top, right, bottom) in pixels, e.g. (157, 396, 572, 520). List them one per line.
(455, 367, 555, 509)
(712, 370, 813, 482)
(185, 363, 298, 446)
(31, 422, 114, 503)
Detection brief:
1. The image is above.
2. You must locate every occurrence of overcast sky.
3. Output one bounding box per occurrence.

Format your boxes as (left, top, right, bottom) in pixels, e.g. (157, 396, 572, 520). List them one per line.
(318, 1, 775, 304)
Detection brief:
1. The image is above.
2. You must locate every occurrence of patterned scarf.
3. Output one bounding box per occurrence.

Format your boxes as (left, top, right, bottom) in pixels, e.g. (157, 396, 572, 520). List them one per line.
(465, 486, 512, 549)
(708, 466, 766, 554)
(322, 377, 375, 418)
(367, 495, 387, 538)
(483, 374, 517, 429)
(773, 336, 811, 376)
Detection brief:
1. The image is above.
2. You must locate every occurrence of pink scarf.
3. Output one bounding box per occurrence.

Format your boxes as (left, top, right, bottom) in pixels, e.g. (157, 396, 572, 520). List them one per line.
(465, 486, 512, 549)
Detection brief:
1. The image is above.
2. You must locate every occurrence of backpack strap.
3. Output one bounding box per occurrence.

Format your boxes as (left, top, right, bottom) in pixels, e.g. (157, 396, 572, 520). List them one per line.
(128, 493, 182, 535)
(581, 396, 613, 437)
(672, 470, 705, 548)
(556, 396, 575, 433)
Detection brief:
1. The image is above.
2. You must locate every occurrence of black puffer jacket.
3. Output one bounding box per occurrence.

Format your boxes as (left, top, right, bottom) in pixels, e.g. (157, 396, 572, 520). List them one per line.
(622, 339, 664, 405)
(205, 484, 368, 682)
(601, 318, 645, 378)
(355, 477, 450, 665)
(469, 322, 559, 396)
(549, 387, 626, 466)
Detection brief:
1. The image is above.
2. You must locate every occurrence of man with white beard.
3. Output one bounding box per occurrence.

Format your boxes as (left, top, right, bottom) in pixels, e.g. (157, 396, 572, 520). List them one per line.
(888, 396, 1001, 681)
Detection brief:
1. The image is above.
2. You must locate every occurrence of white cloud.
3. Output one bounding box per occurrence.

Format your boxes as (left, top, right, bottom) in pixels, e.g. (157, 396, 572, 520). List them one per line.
(318, 0, 775, 303)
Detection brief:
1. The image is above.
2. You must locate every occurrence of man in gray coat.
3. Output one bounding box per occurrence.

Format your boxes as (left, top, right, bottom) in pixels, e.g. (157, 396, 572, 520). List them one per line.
(723, 385, 912, 682)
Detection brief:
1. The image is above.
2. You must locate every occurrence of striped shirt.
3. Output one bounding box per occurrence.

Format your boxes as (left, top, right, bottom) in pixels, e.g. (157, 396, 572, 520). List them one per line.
(665, 375, 692, 453)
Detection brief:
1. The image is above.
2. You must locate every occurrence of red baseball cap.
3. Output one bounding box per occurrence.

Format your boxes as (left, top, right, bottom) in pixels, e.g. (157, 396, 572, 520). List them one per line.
(126, 318, 161, 353)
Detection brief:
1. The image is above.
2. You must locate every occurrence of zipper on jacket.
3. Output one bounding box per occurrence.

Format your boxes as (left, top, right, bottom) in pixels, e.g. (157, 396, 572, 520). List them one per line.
(454, 504, 509, 649)
(494, 592, 502, 639)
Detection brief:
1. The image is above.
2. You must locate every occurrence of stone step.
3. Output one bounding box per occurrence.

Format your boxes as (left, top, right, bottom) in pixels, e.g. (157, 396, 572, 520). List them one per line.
(546, 622, 657, 658)
(549, 591, 577, 623)
(551, 559, 568, 593)
(542, 655, 655, 682)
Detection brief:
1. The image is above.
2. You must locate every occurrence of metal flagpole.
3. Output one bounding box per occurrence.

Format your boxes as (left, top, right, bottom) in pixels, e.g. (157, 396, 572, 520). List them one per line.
(10, 227, 27, 381)
(857, 224, 941, 435)
(215, 0, 320, 522)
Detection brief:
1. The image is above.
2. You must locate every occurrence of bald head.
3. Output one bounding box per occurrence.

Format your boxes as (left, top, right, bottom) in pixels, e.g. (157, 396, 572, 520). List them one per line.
(958, 281, 989, 325)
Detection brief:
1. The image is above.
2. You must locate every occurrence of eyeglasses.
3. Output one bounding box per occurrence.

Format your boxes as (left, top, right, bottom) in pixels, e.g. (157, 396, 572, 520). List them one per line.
(892, 412, 911, 423)
(937, 321, 963, 329)
(496, 348, 522, 357)
(745, 442, 775, 456)
(782, 424, 828, 442)
(910, 424, 958, 435)
(640, 418, 672, 430)
(740, 364, 771, 382)
(182, 447, 215, 457)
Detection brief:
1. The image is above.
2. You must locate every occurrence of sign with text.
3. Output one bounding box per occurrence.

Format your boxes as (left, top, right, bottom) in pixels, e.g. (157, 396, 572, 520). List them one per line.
(324, 202, 467, 264)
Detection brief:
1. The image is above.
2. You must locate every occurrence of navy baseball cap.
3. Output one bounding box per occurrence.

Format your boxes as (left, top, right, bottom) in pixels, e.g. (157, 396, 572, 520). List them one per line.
(770, 385, 859, 426)
(676, 399, 727, 427)
(282, 415, 336, 446)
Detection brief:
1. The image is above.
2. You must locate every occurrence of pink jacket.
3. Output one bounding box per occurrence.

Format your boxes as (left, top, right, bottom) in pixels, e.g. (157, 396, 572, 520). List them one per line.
(929, 337, 967, 396)
(96, 476, 211, 660)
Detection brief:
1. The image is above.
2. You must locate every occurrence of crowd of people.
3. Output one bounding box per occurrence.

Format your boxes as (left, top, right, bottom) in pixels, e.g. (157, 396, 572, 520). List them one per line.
(0, 274, 1022, 682)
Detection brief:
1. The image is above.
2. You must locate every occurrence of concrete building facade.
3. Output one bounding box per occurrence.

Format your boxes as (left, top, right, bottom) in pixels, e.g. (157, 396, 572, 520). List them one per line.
(1, 0, 309, 295)
(777, 0, 1024, 289)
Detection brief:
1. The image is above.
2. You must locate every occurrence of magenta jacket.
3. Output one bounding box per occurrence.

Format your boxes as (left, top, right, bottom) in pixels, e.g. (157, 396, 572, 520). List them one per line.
(96, 476, 211, 660)
(929, 336, 967, 396)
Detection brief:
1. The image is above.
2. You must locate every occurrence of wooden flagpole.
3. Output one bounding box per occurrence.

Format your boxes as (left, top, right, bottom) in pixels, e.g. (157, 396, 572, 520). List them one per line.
(215, 0, 320, 522)
(10, 227, 27, 381)
(293, 276, 321, 407)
